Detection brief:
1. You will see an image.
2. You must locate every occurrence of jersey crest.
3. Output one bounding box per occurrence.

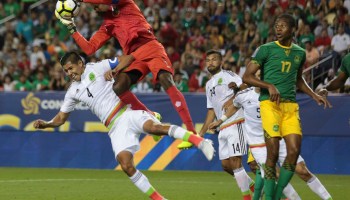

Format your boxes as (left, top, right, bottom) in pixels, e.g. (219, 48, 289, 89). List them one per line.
(294, 55, 301, 64)
(284, 49, 290, 56)
(89, 72, 96, 82)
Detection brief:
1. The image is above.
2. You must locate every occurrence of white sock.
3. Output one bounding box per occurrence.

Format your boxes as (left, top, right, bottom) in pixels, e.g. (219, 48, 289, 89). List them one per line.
(168, 125, 186, 139)
(307, 175, 332, 199)
(283, 183, 301, 200)
(129, 170, 154, 193)
(233, 167, 251, 195)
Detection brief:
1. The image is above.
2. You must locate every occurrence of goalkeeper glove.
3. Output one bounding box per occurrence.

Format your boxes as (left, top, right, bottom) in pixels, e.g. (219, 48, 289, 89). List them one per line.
(55, 10, 77, 34)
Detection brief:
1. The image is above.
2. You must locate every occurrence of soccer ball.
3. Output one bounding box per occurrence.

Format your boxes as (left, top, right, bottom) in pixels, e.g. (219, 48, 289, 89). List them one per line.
(55, 0, 80, 19)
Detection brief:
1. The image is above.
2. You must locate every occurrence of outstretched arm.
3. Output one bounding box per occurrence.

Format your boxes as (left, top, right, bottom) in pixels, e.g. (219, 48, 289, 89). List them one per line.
(296, 67, 332, 109)
(198, 108, 216, 137)
(33, 111, 70, 129)
(72, 29, 111, 56)
(209, 105, 238, 130)
(81, 0, 118, 4)
(326, 71, 348, 91)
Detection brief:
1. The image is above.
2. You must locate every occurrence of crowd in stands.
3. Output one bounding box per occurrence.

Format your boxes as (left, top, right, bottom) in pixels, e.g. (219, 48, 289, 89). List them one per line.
(0, 0, 350, 93)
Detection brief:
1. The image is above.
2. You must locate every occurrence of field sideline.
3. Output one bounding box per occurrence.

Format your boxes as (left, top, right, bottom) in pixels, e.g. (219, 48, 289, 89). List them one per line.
(0, 168, 348, 199)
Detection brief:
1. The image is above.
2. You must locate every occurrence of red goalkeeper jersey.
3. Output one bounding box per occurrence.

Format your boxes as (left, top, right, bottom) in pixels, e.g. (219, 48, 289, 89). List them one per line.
(73, 0, 156, 55)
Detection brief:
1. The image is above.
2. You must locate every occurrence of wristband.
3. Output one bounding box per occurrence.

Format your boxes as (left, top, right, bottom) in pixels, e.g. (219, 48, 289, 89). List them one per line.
(220, 115, 228, 122)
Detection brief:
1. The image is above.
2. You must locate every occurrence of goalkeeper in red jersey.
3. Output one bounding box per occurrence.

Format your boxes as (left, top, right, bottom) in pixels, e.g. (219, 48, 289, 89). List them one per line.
(56, 0, 196, 149)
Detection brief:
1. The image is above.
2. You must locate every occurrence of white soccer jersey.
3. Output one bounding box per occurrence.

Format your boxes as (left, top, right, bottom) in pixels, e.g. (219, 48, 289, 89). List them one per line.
(60, 58, 120, 125)
(206, 70, 244, 123)
(233, 87, 265, 145)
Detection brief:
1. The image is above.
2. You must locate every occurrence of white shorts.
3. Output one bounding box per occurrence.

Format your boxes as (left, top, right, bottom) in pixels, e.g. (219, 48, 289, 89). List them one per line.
(218, 122, 247, 160)
(108, 109, 158, 158)
(250, 140, 304, 177)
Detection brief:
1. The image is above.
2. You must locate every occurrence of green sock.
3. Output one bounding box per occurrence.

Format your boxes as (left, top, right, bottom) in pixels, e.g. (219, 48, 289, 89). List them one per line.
(263, 165, 276, 200)
(253, 169, 264, 200)
(274, 163, 295, 200)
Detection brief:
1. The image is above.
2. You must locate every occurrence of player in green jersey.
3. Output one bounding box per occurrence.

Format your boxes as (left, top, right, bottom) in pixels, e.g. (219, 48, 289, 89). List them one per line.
(320, 53, 350, 94)
(243, 14, 332, 200)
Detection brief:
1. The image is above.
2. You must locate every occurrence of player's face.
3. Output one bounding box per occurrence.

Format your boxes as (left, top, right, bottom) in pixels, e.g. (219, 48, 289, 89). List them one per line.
(206, 53, 222, 75)
(63, 61, 84, 82)
(274, 19, 294, 44)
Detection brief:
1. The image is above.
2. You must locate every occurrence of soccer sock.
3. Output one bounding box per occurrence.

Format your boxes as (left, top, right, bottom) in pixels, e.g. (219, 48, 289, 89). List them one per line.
(166, 86, 196, 133)
(253, 169, 264, 200)
(275, 162, 296, 200)
(263, 165, 276, 200)
(168, 125, 203, 146)
(307, 175, 333, 199)
(233, 167, 252, 200)
(119, 91, 152, 113)
(282, 183, 301, 200)
(129, 170, 164, 200)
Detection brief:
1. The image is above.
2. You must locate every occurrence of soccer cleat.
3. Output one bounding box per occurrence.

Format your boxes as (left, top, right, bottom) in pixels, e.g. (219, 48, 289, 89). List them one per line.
(198, 139, 215, 161)
(152, 112, 162, 142)
(177, 141, 193, 149)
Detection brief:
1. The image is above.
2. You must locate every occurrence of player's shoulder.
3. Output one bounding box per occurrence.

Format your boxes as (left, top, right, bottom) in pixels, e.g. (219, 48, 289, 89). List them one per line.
(222, 70, 241, 79)
(236, 87, 254, 97)
(291, 43, 306, 53)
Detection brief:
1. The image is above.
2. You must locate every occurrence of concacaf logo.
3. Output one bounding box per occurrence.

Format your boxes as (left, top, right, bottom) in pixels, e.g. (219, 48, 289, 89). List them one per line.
(21, 92, 41, 115)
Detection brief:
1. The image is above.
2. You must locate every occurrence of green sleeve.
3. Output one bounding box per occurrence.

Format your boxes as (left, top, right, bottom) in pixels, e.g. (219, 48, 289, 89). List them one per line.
(251, 45, 268, 66)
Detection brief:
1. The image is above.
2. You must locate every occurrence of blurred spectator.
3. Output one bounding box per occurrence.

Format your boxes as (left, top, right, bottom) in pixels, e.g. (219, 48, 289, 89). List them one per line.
(331, 25, 350, 55)
(173, 60, 189, 80)
(18, 53, 31, 71)
(49, 70, 66, 91)
(159, 15, 178, 48)
(33, 13, 48, 38)
(166, 46, 180, 64)
(188, 66, 208, 92)
(131, 76, 154, 93)
(174, 72, 189, 92)
(16, 12, 33, 44)
(30, 40, 46, 70)
(15, 73, 32, 91)
(3, 74, 16, 91)
(314, 29, 332, 55)
(4, 0, 21, 16)
(0, 3, 7, 20)
(305, 40, 320, 68)
(33, 70, 49, 91)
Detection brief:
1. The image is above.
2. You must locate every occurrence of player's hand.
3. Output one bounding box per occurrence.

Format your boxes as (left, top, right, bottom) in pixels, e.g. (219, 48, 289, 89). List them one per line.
(208, 120, 222, 131)
(267, 84, 280, 104)
(33, 120, 47, 129)
(313, 94, 332, 109)
(104, 70, 114, 81)
(55, 10, 76, 34)
(228, 82, 238, 90)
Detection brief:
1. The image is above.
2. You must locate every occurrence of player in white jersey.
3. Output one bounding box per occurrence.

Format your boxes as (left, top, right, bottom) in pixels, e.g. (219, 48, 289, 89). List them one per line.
(33, 51, 215, 200)
(198, 50, 253, 200)
(210, 86, 333, 200)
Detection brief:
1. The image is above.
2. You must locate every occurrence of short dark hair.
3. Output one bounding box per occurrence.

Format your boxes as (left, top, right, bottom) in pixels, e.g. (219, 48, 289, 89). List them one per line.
(206, 49, 222, 60)
(60, 51, 84, 66)
(276, 14, 296, 29)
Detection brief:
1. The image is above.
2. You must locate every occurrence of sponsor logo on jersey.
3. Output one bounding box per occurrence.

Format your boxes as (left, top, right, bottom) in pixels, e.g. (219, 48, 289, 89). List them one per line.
(89, 72, 96, 81)
(294, 55, 300, 64)
(218, 78, 223, 85)
(273, 124, 279, 132)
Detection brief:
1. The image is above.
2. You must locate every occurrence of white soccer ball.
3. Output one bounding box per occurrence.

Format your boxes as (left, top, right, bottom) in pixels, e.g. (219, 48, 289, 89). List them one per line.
(55, 0, 80, 19)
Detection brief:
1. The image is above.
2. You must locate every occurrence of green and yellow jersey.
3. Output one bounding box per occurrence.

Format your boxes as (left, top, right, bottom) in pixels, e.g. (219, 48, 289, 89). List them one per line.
(339, 53, 350, 77)
(251, 41, 306, 102)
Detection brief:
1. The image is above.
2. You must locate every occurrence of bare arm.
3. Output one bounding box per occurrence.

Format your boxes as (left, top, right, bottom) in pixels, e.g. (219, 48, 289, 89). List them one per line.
(326, 72, 348, 91)
(198, 108, 216, 137)
(209, 105, 238, 130)
(82, 0, 115, 4)
(33, 111, 70, 129)
(243, 61, 281, 104)
(296, 68, 332, 108)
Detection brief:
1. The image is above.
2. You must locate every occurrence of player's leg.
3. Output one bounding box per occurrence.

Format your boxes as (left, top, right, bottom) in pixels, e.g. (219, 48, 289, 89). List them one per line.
(141, 113, 214, 161)
(260, 102, 281, 200)
(110, 113, 165, 199)
(114, 67, 152, 113)
(220, 125, 252, 199)
(248, 150, 263, 200)
(275, 103, 303, 200)
(296, 161, 333, 200)
(158, 70, 196, 136)
(117, 151, 165, 200)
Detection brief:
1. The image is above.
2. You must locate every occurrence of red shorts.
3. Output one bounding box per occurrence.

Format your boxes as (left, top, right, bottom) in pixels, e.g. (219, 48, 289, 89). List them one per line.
(125, 40, 174, 82)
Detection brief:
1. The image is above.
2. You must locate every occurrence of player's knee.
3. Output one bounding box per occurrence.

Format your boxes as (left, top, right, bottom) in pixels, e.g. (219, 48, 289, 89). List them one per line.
(296, 162, 313, 182)
(230, 157, 243, 169)
(287, 146, 300, 160)
(158, 71, 174, 89)
(119, 161, 136, 176)
(221, 163, 233, 175)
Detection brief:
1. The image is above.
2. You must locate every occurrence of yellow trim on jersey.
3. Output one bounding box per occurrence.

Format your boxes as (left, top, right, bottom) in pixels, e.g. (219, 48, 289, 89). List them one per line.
(247, 149, 255, 163)
(274, 41, 292, 49)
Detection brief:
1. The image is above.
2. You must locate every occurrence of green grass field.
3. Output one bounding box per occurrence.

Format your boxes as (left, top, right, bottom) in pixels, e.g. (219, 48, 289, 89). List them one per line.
(0, 168, 348, 199)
